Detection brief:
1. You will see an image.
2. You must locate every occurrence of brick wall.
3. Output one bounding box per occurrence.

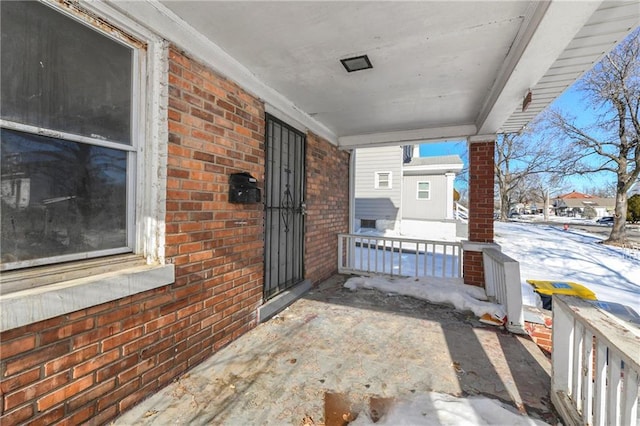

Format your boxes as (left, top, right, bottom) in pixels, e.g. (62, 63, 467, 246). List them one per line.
(463, 251, 485, 287)
(304, 133, 350, 284)
(525, 312, 553, 354)
(463, 140, 495, 287)
(467, 141, 495, 243)
(0, 47, 265, 425)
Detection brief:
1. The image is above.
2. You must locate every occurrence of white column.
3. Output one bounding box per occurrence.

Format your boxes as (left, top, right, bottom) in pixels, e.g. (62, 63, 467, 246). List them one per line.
(349, 149, 356, 233)
(445, 172, 455, 219)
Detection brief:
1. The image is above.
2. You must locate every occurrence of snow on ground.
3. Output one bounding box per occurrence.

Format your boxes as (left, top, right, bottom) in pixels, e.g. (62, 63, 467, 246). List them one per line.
(350, 392, 549, 426)
(354, 221, 640, 314)
(495, 221, 640, 313)
(345, 275, 506, 322)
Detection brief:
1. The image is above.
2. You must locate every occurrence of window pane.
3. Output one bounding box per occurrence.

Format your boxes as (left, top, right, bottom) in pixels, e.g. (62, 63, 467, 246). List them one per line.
(377, 172, 390, 188)
(1, 128, 128, 266)
(418, 182, 429, 191)
(0, 1, 132, 144)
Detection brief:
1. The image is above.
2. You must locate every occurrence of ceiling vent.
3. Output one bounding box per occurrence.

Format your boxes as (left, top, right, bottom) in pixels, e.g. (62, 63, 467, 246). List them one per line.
(340, 55, 373, 73)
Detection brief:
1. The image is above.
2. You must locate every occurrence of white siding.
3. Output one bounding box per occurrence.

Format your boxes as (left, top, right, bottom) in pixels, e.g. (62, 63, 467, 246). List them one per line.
(402, 174, 448, 220)
(354, 146, 403, 221)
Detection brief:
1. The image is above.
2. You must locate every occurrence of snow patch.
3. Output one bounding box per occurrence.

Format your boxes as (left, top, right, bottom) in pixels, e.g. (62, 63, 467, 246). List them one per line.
(344, 276, 506, 322)
(350, 392, 550, 426)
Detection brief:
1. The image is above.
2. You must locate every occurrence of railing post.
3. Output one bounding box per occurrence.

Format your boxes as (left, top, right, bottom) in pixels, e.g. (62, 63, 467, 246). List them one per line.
(552, 295, 640, 426)
(482, 248, 524, 333)
(336, 233, 463, 279)
(338, 234, 343, 273)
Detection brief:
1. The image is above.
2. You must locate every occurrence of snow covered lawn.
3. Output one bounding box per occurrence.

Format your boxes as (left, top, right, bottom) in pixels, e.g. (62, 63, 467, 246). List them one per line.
(495, 221, 640, 313)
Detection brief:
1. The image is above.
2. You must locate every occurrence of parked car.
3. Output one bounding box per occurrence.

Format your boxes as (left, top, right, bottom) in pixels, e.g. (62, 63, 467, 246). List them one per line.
(596, 216, 614, 225)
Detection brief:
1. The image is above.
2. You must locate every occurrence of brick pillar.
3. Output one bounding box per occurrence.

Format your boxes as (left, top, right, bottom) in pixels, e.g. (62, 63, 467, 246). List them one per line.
(463, 137, 498, 287)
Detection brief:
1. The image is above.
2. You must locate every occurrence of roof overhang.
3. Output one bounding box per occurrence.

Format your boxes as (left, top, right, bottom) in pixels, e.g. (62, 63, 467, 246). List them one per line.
(104, 0, 639, 149)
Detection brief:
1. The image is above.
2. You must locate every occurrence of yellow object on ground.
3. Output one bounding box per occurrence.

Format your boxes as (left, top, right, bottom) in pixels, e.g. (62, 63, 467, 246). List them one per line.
(526, 280, 597, 300)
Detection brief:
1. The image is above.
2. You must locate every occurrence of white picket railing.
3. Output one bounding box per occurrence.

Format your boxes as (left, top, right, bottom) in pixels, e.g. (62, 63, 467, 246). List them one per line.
(337, 234, 462, 278)
(552, 295, 640, 426)
(482, 248, 524, 333)
(454, 202, 468, 223)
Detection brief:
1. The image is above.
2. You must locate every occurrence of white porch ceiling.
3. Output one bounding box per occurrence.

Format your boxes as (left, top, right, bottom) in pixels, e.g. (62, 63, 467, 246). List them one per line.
(114, 1, 639, 148)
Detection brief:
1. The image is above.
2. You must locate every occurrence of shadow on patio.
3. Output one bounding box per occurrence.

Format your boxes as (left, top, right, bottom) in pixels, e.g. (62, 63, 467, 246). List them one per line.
(114, 275, 557, 425)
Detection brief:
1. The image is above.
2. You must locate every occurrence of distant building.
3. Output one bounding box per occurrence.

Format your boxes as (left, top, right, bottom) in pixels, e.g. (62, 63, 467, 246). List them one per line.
(553, 190, 615, 217)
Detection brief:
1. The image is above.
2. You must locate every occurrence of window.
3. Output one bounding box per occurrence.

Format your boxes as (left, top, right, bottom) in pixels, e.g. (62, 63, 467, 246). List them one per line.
(417, 181, 430, 200)
(375, 172, 392, 189)
(361, 219, 376, 229)
(0, 1, 136, 270)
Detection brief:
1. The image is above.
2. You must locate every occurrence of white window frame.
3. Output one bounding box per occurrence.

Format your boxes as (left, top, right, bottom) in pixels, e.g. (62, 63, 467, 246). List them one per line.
(0, 1, 140, 271)
(375, 171, 392, 189)
(0, 0, 174, 332)
(417, 181, 431, 200)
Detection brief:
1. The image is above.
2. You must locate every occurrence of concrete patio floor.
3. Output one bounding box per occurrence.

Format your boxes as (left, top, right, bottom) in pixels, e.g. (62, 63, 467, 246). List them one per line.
(114, 275, 558, 425)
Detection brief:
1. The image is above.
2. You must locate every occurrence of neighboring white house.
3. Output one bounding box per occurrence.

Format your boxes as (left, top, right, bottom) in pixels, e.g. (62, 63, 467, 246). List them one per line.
(354, 145, 464, 240)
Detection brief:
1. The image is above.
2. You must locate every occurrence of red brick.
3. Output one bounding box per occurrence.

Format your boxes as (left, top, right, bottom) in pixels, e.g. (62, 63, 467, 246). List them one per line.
(27, 405, 65, 424)
(96, 306, 139, 327)
(122, 331, 161, 356)
(0, 335, 36, 359)
(117, 358, 156, 385)
(58, 404, 94, 426)
(67, 378, 116, 411)
(82, 404, 116, 426)
(118, 382, 158, 413)
(145, 313, 176, 333)
(3, 341, 69, 377)
(37, 374, 93, 411)
(122, 310, 158, 331)
(0, 403, 34, 425)
(43, 345, 99, 376)
(95, 354, 138, 383)
(72, 349, 120, 379)
(96, 378, 138, 412)
(72, 324, 122, 350)
(0, 367, 40, 395)
(4, 371, 69, 411)
(101, 327, 143, 352)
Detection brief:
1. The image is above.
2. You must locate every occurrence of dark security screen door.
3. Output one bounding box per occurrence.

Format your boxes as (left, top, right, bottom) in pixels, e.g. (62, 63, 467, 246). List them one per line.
(264, 114, 306, 300)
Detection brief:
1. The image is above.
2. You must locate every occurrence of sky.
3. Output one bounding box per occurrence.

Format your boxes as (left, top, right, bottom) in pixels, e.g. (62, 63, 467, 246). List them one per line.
(418, 84, 616, 196)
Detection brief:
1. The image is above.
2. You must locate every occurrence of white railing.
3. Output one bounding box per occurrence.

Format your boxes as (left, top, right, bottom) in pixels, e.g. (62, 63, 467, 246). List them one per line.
(454, 202, 468, 223)
(552, 295, 640, 426)
(337, 234, 462, 278)
(482, 248, 524, 333)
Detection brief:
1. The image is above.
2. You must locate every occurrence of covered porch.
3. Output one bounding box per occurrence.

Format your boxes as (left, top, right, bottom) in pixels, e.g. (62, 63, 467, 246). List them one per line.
(114, 275, 556, 425)
(1, 1, 639, 425)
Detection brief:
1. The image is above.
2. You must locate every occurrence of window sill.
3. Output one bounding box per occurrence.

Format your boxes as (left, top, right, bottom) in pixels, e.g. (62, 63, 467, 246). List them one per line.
(0, 257, 175, 332)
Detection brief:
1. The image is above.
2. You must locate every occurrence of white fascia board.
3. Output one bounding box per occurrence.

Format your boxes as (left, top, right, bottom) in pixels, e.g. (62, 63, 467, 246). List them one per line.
(476, 1, 603, 135)
(104, 0, 338, 145)
(338, 124, 477, 150)
(403, 164, 464, 173)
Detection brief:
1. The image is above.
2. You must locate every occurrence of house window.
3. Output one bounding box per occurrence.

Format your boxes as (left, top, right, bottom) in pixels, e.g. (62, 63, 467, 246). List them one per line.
(417, 181, 430, 200)
(361, 219, 376, 229)
(0, 1, 136, 270)
(375, 172, 392, 189)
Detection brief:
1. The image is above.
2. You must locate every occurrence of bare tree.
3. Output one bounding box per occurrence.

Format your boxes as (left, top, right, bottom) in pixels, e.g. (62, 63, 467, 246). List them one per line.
(494, 123, 567, 220)
(548, 29, 639, 245)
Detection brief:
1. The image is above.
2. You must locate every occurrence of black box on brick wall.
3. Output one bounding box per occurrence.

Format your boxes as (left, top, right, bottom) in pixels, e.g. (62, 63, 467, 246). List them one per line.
(229, 172, 261, 203)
